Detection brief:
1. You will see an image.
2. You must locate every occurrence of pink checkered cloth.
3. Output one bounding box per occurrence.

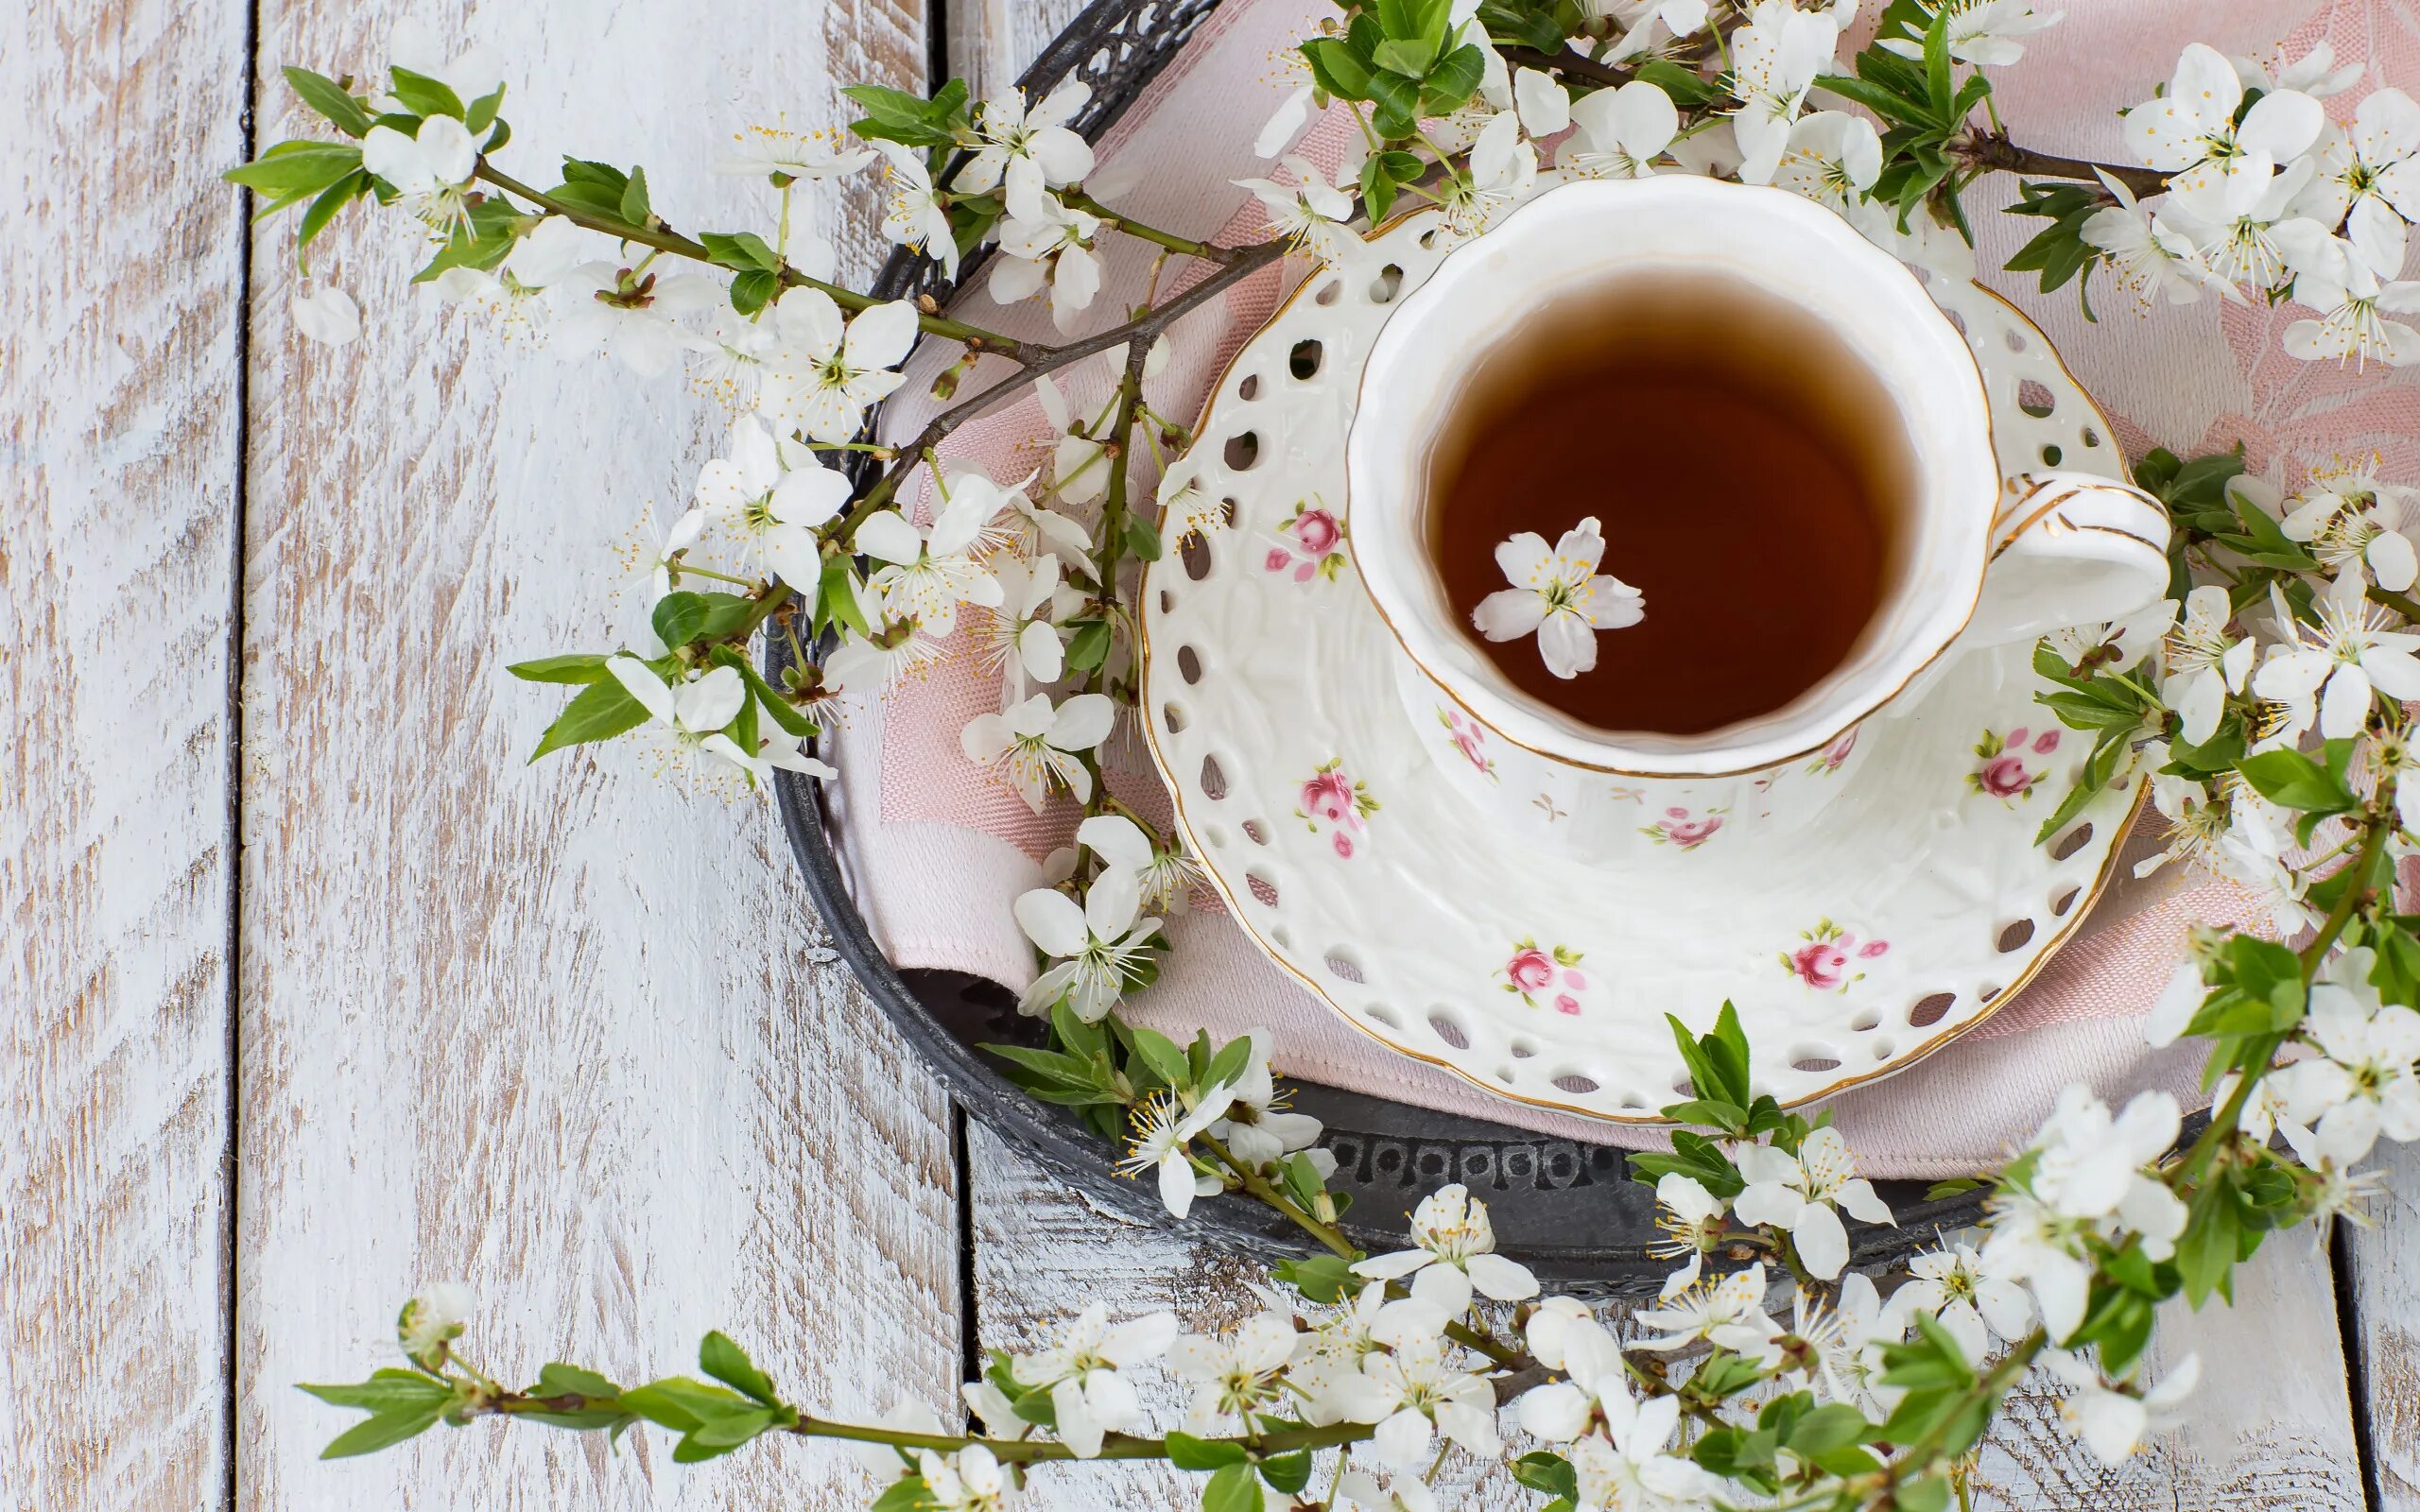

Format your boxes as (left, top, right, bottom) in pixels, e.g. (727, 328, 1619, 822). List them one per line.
(826, 0, 2418, 1177)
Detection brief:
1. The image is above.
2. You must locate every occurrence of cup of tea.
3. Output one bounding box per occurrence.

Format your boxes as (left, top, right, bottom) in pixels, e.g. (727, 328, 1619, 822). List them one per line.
(1344, 175, 2171, 856)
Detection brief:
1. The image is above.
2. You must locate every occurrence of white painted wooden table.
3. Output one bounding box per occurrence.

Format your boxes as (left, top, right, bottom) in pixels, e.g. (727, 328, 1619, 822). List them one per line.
(4, 0, 2413, 1506)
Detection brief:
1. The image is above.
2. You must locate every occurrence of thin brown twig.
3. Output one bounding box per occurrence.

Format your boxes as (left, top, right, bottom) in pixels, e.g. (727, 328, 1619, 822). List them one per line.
(1955, 130, 2167, 198)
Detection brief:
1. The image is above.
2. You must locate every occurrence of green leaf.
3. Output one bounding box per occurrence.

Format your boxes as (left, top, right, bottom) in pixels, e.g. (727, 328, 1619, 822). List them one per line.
(1065, 620, 1113, 672)
(675, 1405, 779, 1460)
(1634, 58, 1720, 111)
(299, 1369, 455, 1413)
(534, 1363, 621, 1399)
(1129, 1025, 1192, 1086)
(1203, 1461, 1265, 1512)
(701, 231, 785, 272)
(1366, 71, 1420, 140)
(1299, 37, 1374, 100)
(1125, 512, 1164, 563)
(700, 1332, 781, 1406)
(320, 1403, 447, 1458)
(387, 65, 466, 119)
(463, 87, 507, 135)
(1273, 1252, 1357, 1304)
(1257, 1449, 1313, 1494)
(510, 653, 614, 681)
(1373, 35, 1440, 77)
(408, 195, 527, 284)
(617, 1377, 753, 1433)
(1786, 1402, 1871, 1456)
(1165, 1430, 1253, 1468)
(843, 82, 961, 147)
(2031, 730, 2124, 847)
(529, 676, 651, 761)
(730, 268, 780, 316)
(619, 165, 652, 225)
(2238, 747, 2357, 813)
(716, 650, 816, 736)
(1202, 1034, 1254, 1093)
(1512, 1451, 1581, 1501)
(1920, 6, 1955, 116)
(296, 171, 372, 257)
(1419, 43, 1485, 114)
(285, 67, 375, 136)
(653, 592, 714, 647)
(225, 141, 366, 199)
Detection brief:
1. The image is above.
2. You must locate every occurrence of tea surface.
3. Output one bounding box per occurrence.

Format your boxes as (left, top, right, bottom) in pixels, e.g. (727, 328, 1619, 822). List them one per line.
(1426, 273, 1912, 737)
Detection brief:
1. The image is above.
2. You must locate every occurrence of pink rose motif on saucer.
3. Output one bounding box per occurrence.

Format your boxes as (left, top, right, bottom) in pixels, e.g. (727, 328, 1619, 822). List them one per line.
(1639, 805, 1725, 850)
(1806, 727, 1858, 776)
(1498, 938, 1588, 1014)
(1435, 706, 1497, 782)
(1779, 919, 1889, 992)
(1293, 757, 1379, 858)
(1968, 724, 2061, 804)
(1264, 497, 1349, 584)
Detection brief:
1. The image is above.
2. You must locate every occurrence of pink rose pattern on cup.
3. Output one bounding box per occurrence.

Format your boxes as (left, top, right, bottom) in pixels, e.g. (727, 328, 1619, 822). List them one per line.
(1806, 727, 1858, 776)
(1967, 724, 2061, 804)
(1264, 496, 1349, 585)
(1293, 757, 1379, 858)
(1435, 706, 1497, 782)
(1498, 938, 1588, 1015)
(1640, 805, 1725, 850)
(1779, 919, 1890, 992)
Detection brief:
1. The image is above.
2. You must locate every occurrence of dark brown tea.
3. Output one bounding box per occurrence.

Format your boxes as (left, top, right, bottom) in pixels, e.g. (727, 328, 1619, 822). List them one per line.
(1426, 272, 1913, 736)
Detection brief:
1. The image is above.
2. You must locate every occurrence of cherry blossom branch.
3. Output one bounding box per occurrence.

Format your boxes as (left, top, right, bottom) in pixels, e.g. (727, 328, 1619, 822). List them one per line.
(1953, 130, 2166, 197)
(470, 162, 1035, 358)
(1063, 191, 1246, 265)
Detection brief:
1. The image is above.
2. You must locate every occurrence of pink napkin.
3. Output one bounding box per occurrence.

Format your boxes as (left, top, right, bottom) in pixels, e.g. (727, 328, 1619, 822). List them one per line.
(827, 0, 2407, 1177)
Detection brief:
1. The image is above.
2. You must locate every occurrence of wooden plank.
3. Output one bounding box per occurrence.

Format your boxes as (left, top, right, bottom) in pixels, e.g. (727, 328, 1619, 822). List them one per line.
(2344, 1140, 2420, 1509)
(0, 0, 246, 1503)
(946, 0, 1092, 97)
(233, 3, 959, 1507)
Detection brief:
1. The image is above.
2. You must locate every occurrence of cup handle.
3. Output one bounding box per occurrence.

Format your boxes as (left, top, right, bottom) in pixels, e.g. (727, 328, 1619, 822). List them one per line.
(1962, 470, 2173, 647)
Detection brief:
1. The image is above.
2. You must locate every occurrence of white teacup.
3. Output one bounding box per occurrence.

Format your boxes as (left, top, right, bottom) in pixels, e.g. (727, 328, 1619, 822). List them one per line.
(1346, 176, 2170, 857)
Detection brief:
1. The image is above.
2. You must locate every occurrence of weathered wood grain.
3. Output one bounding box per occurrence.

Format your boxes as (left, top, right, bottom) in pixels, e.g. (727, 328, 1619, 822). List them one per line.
(2345, 1139, 2420, 1509)
(233, 4, 959, 1508)
(0, 0, 246, 1503)
(946, 0, 1092, 97)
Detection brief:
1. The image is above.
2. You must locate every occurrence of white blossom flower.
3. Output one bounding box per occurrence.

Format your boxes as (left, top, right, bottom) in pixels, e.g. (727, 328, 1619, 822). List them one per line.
(1473, 518, 1646, 679)
(2041, 1349, 2199, 1465)
(608, 658, 758, 777)
(1350, 1184, 1539, 1314)
(856, 475, 1015, 633)
(989, 201, 1105, 332)
(2209, 1067, 2316, 1160)
(694, 415, 847, 558)
(749, 724, 838, 782)
(1234, 156, 1357, 265)
(1772, 111, 1886, 233)
(1067, 813, 1205, 916)
(552, 262, 717, 378)
(1599, 0, 1710, 63)
(993, 474, 1094, 562)
(868, 142, 960, 278)
(822, 618, 948, 693)
(1890, 1239, 2032, 1361)
(362, 113, 479, 240)
(2044, 594, 2178, 679)
(914, 1444, 1008, 1511)
(1517, 1307, 1628, 1440)
(1749, 1275, 1899, 1411)
(1983, 1087, 2184, 1340)
(293, 284, 361, 345)
(1254, 43, 1320, 159)
(961, 691, 1115, 811)
(2160, 584, 2255, 744)
(1015, 868, 1160, 1022)
(2252, 572, 2420, 741)
(759, 289, 918, 442)
(396, 1281, 474, 1365)
(846, 1398, 949, 1477)
(1206, 1027, 1327, 1166)
(1563, 80, 1680, 180)
(2272, 947, 2420, 1162)
(1364, 1334, 1502, 1469)
(955, 79, 1096, 222)
(1634, 1262, 1773, 1350)
(1729, 0, 1841, 184)
(1731, 1126, 1895, 1280)
(2123, 42, 2324, 216)
(2290, 88, 2420, 269)
(2082, 169, 2239, 309)
(1118, 1086, 1233, 1218)
(1877, 0, 2061, 68)
(976, 553, 1080, 688)
(2236, 39, 2363, 100)
(1008, 1302, 1176, 1458)
(714, 123, 874, 181)
(1335, 1470, 1439, 1512)
(2283, 235, 2420, 369)
(2133, 776, 2236, 881)
(385, 20, 503, 106)
(2160, 158, 2329, 290)
(1565, 1387, 1720, 1510)
(435, 218, 584, 337)
(1648, 1173, 1727, 1298)
(1157, 459, 1226, 547)
(1443, 67, 1566, 235)
(2280, 459, 2420, 589)
(1033, 364, 1125, 507)
(1168, 1312, 1296, 1433)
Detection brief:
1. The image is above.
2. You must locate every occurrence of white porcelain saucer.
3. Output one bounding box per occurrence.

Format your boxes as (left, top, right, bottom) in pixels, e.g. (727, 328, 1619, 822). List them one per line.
(1139, 183, 2149, 1121)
